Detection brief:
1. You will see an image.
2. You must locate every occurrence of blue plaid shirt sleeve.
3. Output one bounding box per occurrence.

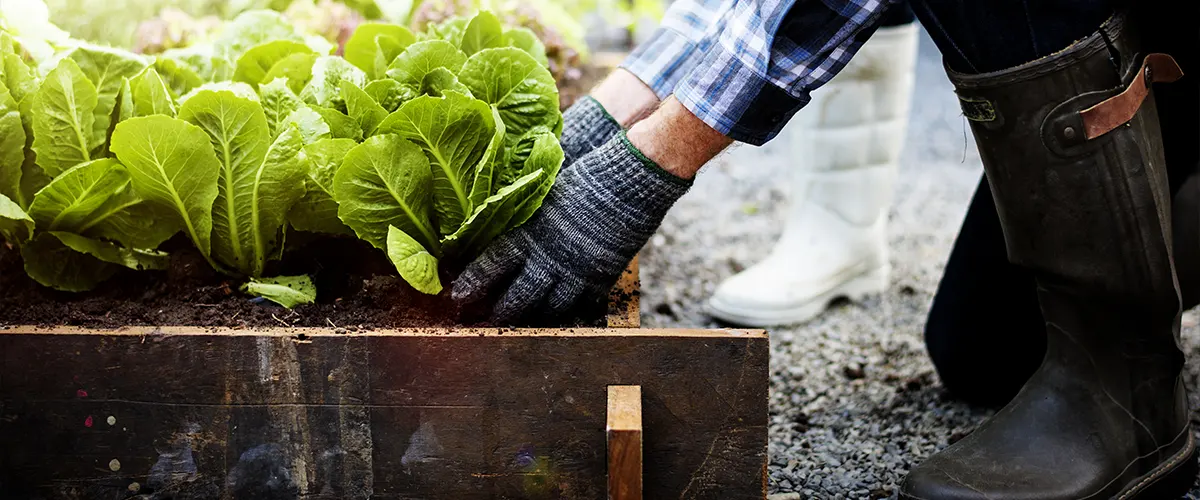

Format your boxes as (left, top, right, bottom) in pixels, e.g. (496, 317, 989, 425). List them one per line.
(675, 0, 902, 146)
(618, 0, 736, 100)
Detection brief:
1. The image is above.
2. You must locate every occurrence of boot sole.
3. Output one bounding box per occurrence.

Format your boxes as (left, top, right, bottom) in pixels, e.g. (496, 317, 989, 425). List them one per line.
(896, 429, 1197, 500)
(706, 265, 888, 327)
(1119, 429, 1198, 500)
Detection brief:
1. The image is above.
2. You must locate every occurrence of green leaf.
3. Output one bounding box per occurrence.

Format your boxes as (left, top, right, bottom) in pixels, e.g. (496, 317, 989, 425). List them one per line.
(333, 133, 439, 253)
(50, 231, 169, 271)
(21, 232, 117, 292)
(0, 96, 25, 206)
(387, 225, 441, 294)
(241, 275, 317, 308)
(502, 27, 549, 67)
(459, 47, 560, 145)
(374, 35, 408, 81)
(305, 34, 338, 56)
(214, 10, 306, 62)
(300, 56, 367, 111)
(180, 81, 260, 105)
(1, 52, 37, 103)
(262, 52, 318, 94)
(365, 79, 411, 112)
(386, 40, 467, 88)
(460, 11, 505, 56)
(376, 92, 494, 236)
(419, 67, 472, 98)
(283, 106, 333, 143)
(80, 190, 179, 250)
(341, 80, 387, 137)
(28, 158, 129, 232)
(110, 78, 135, 133)
(131, 68, 176, 117)
(344, 23, 415, 77)
(0, 193, 33, 243)
(499, 125, 555, 186)
(31, 57, 97, 178)
(0, 32, 15, 58)
(179, 91, 307, 277)
(18, 93, 49, 207)
(467, 107, 506, 208)
(152, 57, 203, 99)
(67, 45, 150, 156)
(426, 17, 469, 46)
(289, 138, 356, 235)
(444, 169, 546, 257)
(110, 115, 221, 262)
(311, 105, 363, 141)
(234, 40, 315, 87)
(260, 78, 303, 138)
(445, 131, 563, 256)
(507, 131, 564, 228)
(161, 47, 236, 83)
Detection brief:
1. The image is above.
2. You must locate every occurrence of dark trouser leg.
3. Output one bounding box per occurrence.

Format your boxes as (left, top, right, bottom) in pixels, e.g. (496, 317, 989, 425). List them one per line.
(878, 0, 915, 27)
(910, 0, 1117, 75)
(899, 9, 1197, 500)
(923, 175, 1044, 408)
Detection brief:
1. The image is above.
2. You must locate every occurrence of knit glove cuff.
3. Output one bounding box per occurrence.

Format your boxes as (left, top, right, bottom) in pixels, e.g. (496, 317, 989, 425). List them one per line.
(560, 96, 623, 167)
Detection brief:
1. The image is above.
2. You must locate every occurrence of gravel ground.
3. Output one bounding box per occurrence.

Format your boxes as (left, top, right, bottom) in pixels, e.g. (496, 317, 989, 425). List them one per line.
(637, 27, 1200, 499)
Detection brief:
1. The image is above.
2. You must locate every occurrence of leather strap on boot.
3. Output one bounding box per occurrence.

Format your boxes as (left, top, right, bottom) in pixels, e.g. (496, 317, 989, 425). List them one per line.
(1079, 53, 1183, 140)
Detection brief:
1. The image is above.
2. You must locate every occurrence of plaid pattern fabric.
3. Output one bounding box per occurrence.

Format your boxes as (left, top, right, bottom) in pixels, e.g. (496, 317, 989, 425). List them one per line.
(624, 0, 904, 146)
(620, 0, 736, 99)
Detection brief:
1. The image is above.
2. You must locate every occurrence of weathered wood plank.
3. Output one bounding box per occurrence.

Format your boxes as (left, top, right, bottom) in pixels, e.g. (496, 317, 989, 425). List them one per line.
(0, 328, 768, 499)
(607, 386, 642, 500)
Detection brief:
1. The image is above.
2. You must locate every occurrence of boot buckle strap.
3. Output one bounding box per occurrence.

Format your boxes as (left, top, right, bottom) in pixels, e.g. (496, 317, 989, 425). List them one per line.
(1078, 53, 1183, 140)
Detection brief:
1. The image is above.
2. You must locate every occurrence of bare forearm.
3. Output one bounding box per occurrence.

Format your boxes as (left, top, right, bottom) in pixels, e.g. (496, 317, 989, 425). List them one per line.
(626, 96, 733, 179)
(589, 69, 661, 127)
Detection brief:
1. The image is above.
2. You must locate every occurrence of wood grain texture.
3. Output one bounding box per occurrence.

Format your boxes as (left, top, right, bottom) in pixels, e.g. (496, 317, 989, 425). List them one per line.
(0, 328, 768, 499)
(607, 386, 642, 500)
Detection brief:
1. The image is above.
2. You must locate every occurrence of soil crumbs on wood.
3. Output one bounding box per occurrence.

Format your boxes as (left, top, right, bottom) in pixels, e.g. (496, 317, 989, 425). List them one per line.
(0, 234, 618, 330)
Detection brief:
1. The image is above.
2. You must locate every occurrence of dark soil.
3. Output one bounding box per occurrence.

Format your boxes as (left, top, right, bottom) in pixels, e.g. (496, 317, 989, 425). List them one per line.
(0, 233, 623, 330)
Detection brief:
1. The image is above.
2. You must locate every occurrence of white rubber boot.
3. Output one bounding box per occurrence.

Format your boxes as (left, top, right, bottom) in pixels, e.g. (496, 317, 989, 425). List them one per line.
(707, 22, 919, 327)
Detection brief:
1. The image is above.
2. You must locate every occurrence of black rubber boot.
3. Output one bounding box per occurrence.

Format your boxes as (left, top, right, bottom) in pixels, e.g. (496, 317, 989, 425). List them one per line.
(900, 12, 1198, 500)
(921, 4, 1200, 410)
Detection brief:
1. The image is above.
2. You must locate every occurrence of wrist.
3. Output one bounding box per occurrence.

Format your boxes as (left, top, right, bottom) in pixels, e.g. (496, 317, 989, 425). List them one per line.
(625, 97, 732, 179)
(589, 69, 660, 127)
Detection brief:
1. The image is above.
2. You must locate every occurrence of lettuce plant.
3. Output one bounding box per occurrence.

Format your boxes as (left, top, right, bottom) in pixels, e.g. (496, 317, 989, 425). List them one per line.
(0, 39, 178, 292)
(318, 12, 565, 294)
(0, 8, 563, 305)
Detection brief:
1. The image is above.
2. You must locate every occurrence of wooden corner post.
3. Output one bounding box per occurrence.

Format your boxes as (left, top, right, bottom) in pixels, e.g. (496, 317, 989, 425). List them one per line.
(607, 385, 643, 500)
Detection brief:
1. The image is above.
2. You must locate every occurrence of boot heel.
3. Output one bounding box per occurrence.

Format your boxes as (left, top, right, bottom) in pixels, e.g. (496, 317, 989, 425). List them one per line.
(1127, 441, 1198, 500)
(841, 265, 890, 301)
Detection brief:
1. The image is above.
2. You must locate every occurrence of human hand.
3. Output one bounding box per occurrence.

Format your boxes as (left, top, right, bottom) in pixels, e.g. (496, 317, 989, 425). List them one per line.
(451, 131, 691, 324)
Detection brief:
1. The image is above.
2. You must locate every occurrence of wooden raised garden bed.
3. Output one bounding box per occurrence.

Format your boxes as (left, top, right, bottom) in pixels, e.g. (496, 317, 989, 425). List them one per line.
(0, 257, 770, 499)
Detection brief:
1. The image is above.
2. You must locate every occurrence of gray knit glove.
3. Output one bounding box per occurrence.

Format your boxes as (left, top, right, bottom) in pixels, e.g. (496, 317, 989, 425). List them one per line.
(560, 96, 623, 167)
(452, 131, 692, 324)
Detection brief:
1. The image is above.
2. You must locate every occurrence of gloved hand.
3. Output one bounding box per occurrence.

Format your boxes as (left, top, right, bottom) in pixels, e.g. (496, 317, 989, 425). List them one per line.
(451, 131, 692, 324)
(560, 96, 623, 167)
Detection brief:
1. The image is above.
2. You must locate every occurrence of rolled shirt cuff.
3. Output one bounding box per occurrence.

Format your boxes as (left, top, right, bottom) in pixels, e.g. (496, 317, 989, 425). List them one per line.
(673, 43, 811, 146)
(619, 26, 709, 101)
